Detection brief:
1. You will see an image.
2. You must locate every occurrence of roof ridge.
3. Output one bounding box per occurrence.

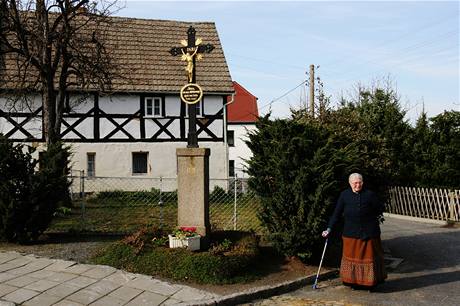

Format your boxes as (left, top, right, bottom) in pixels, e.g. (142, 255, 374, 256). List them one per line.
(1, 12, 232, 94)
(111, 15, 216, 25)
(233, 81, 258, 99)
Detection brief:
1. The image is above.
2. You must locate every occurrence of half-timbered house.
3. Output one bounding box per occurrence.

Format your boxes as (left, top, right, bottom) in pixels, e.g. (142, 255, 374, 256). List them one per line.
(0, 16, 234, 179)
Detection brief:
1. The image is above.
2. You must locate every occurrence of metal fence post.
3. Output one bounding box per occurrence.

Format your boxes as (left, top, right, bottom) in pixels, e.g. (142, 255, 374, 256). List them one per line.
(233, 175, 237, 230)
(80, 170, 86, 230)
(79, 170, 83, 199)
(159, 176, 164, 229)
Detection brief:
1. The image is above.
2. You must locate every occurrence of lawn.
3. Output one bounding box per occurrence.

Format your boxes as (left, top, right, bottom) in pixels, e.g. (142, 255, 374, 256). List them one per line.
(48, 192, 264, 234)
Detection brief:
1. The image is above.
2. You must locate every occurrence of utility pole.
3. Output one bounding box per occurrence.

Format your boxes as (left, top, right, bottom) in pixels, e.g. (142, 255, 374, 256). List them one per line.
(309, 64, 315, 117)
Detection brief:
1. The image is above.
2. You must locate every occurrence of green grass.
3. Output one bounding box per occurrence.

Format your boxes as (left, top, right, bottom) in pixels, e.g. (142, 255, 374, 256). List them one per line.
(209, 201, 264, 233)
(48, 196, 264, 234)
(49, 203, 177, 233)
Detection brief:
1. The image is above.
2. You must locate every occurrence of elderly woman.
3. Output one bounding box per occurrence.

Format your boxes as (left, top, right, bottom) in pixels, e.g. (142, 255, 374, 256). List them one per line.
(322, 173, 387, 288)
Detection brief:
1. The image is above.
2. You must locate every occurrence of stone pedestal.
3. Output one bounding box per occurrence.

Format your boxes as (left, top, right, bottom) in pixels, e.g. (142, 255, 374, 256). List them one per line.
(176, 148, 210, 238)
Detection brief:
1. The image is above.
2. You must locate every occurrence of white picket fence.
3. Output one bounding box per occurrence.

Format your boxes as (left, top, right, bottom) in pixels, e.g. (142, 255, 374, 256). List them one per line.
(387, 186, 460, 222)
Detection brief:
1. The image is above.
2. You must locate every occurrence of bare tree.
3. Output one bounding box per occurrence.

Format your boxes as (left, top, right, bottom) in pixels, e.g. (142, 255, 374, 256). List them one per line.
(0, 0, 119, 144)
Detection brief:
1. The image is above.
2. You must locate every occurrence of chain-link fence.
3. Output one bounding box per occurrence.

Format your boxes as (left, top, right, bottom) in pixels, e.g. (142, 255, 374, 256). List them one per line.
(208, 178, 262, 233)
(54, 173, 264, 235)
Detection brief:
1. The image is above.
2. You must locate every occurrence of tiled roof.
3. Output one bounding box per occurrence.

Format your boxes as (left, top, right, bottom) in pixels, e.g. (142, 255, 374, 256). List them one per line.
(0, 16, 234, 94)
(227, 81, 259, 123)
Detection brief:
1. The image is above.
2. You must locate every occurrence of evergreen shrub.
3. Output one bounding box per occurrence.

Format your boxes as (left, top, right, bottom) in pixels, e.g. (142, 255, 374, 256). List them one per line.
(245, 116, 363, 261)
(0, 137, 71, 243)
(88, 188, 178, 206)
(210, 185, 233, 204)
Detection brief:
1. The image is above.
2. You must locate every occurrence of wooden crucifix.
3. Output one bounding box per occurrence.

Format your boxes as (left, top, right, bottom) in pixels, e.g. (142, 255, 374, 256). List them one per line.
(170, 26, 214, 148)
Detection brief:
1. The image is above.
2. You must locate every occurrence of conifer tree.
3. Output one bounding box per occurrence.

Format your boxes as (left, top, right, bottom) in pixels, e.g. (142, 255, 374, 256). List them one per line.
(246, 116, 362, 260)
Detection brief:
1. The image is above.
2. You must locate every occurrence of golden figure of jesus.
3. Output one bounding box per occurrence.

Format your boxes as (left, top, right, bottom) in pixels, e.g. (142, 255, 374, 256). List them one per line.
(181, 48, 198, 83)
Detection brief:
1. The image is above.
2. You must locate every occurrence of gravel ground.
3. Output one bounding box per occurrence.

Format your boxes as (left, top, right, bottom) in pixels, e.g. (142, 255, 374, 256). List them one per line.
(0, 234, 118, 263)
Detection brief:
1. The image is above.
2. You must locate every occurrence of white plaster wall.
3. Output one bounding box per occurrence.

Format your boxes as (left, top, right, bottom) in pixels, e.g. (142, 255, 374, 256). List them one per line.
(203, 96, 223, 115)
(97, 94, 222, 139)
(165, 95, 181, 116)
(144, 118, 180, 139)
(1, 93, 224, 140)
(99, 94, 139, 114)
(62, 117, 94, 139)
(99, 117, 141, 139)
(0, 94, 42, 138)
(1, 117, 42, 139)
(66, 142, 226, 179)
(0, 94, 42, 112)
(183, 118, 223, 138)
(3, 92, 228, 185)
(21, 141, 226, 193)
(228, 124, 257, 178)
(69, 94, 94, 113)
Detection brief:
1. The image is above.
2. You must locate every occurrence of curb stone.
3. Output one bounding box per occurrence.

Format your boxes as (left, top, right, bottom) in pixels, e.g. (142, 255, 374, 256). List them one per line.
(189, 270, 339, 306)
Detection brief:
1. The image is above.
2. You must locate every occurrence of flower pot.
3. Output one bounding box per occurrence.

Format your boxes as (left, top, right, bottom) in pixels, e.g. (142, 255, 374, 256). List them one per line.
(168, 234, 200, 251)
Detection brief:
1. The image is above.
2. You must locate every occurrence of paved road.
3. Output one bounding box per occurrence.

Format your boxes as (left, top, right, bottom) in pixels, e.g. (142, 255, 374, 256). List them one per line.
(248, 216, 460, 306)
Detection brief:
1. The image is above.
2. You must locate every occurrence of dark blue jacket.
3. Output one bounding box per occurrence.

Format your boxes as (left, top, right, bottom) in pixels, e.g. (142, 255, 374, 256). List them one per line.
(328, 188, 384, 239)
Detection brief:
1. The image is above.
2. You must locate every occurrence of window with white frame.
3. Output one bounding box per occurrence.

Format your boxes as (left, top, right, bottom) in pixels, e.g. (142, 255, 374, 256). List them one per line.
(145, 97, 162, 117)
(87, 153, 96, 177)
(132, 152, 148, 174)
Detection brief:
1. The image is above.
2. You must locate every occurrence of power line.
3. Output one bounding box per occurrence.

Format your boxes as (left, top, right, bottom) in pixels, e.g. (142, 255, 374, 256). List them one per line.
(319, 30, 458, 97)
(323, 29, 458, 83)
(227, 14, 458, 78)
(260, 79, 308, 111)
(227, 14, 458, 122)
(228, 79, 308, 123)
(321, 14, 459, 73)
(328, 38, 458, 91)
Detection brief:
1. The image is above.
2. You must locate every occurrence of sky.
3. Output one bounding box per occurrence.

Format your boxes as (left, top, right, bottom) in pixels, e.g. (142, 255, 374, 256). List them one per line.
(117, 0, 459, 124)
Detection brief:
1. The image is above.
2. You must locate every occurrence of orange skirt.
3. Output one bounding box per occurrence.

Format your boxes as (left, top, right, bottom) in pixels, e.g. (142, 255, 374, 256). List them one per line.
(340, 236, 387, 286)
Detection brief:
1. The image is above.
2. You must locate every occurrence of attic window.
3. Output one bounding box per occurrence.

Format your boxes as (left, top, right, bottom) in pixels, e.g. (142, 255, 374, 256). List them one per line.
(145, 97, 162, 117)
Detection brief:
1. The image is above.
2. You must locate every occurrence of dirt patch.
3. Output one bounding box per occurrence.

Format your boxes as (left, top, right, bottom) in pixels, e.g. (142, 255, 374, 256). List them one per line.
(0, 235, 338, 296)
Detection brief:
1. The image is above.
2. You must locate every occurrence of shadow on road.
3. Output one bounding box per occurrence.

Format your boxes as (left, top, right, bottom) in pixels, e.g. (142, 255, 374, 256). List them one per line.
(383, 230, 460, 273)
(375, 270, 460, 293)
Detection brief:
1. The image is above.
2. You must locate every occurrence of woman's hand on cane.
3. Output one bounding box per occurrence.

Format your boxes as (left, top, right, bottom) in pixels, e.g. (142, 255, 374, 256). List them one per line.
(322, 228, 331, 238)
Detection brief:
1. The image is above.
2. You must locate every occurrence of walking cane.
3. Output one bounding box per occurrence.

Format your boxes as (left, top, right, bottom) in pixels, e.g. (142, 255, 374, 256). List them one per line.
(312, 238, 328, 289)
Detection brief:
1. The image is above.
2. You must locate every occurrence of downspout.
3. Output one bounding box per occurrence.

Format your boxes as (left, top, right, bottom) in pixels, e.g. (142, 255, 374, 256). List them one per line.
(223, 93, 235, 183)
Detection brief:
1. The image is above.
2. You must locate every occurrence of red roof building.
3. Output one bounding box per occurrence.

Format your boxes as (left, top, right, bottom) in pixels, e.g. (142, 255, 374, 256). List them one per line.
(227, 81, 259, 123)
(226, 81, 259, 178)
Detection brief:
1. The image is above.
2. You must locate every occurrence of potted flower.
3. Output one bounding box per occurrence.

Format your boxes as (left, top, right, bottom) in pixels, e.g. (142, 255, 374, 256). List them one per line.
(168, 226, 200, 251)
